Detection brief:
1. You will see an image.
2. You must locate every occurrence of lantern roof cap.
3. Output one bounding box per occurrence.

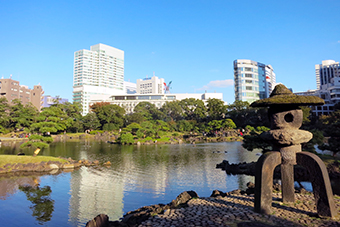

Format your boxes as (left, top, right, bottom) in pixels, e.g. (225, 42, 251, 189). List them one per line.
(250, 84, 325, 107)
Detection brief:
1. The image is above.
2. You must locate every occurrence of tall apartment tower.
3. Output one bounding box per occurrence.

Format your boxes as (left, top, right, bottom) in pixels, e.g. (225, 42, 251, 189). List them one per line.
(315, 60, 340, 90)
(312, 60, 340, 115)
(0, 77, 44, 111)
(73, 44, 125, 115)
(234, 59, 276, 103)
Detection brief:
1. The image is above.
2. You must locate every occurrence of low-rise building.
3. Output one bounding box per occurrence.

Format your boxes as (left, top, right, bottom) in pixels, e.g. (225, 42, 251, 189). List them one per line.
(0, 77, 44, 111)
(91, 92, 224, 114)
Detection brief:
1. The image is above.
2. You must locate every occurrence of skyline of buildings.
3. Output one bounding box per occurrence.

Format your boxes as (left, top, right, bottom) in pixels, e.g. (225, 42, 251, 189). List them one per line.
(233, 59, 276, 103)
(2, 42, 339, 117)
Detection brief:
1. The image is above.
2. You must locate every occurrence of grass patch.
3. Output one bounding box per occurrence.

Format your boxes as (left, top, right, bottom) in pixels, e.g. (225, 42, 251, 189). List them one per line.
(0, 155, 68, 168)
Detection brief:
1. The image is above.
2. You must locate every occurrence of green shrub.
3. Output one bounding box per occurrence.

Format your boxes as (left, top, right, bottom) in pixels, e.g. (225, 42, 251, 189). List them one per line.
(118, 133, 134, 144)
(89, 130, 104, 135)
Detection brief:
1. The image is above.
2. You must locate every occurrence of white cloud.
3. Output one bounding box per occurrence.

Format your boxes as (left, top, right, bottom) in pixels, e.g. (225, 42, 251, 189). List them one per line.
(198, 79, 234, 90)
(338, 40, 340, 44)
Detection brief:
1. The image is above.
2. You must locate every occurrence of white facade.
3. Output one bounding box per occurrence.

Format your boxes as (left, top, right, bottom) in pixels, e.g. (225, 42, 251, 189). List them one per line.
(136, 76, 165, 94)
(313, 60, 340, 115)
(234, 59, 276, 104)
(315, 60, 340, 90)
(295, 60, 340, 116)
(73, 43, 125, 115)
(91, 92, 224, 114)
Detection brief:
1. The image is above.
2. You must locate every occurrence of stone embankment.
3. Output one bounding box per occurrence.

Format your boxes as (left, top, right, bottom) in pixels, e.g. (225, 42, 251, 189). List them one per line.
(0, 157, 111, 175)
(86, 185, 340, 227)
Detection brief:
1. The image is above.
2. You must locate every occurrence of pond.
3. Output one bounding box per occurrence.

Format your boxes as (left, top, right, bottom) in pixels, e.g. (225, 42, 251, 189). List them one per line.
(0, 141, 262, 226)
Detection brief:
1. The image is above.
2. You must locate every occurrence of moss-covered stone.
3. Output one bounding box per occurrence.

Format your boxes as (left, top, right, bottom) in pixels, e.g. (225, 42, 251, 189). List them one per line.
(251, 84, 325, 107)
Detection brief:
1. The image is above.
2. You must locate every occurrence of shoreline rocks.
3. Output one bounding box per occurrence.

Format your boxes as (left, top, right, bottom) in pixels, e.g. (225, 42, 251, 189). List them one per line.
(86, 186, 340, 227)
(0, 157, 111, 175)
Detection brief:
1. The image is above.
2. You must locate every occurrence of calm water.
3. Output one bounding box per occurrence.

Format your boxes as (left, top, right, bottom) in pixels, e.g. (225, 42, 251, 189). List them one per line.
(0, 141, 260, 226)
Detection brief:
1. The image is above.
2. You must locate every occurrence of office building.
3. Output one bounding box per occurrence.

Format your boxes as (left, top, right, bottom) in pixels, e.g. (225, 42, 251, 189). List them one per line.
(312, 60, 340, 115)
(0, 76, 44, 111)
(234, 59, 276, 103)
(137, 76, 165, 94)
(73, 43, 125, 115)
(315, 60, 340, 90)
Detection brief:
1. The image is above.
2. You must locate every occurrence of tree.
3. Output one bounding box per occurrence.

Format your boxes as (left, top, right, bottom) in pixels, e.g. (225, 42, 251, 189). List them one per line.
(137, 121, 157, 138)
(242, 126, 272, 153)
(92, 104, 125, 130)
(227, 101, 269, 128)
(30, 106, 72, 134)
(58, 102, 83, 133)
(82, 113, 101, 131)
(227, 100, 250, 111)
(134, 102, 165, 121)
(206, 98, 227, 120)
(318, 110, 340, 156)
(122, 122, 142, 135)
(0, 97, 10, 131)
(175, 120, 194, 132)
(302, 129, 324, 153)
(160, 101, 183, 121)
(125, 112, 146, 125)
(179, 98, 207, 122)
(10, 99, 38, 130)
(117, 132, 135, 144)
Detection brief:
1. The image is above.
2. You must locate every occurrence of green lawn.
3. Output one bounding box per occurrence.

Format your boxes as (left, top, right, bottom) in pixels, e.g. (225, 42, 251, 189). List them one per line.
(0, 155, 68, 168)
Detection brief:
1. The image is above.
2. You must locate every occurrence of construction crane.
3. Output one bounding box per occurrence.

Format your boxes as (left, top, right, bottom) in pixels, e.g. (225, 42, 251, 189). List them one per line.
(164, 81, 172, 94)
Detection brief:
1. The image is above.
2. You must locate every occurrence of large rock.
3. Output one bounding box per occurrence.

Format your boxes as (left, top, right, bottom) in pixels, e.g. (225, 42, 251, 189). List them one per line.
(85, 214, 109, 227)
(170, 190, 198, 208)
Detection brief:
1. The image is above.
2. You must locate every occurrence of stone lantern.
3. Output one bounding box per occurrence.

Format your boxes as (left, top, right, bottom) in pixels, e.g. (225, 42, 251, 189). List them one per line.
(250, 84, 336, 218)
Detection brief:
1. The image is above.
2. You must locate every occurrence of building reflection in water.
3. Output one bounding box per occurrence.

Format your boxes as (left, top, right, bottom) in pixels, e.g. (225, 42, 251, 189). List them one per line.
(0, 175, 40, 200)
(67, 143, 238, 224)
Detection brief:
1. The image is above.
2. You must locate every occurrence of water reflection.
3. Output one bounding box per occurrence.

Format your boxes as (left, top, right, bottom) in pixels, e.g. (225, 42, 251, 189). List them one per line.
(0, 141, 260, 226)
(19, 185, 54, 224)
(0, 175, 40, 199)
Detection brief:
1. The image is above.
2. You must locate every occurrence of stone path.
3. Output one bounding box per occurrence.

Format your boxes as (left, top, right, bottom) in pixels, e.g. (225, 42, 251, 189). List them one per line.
(137, 192, 340, 227)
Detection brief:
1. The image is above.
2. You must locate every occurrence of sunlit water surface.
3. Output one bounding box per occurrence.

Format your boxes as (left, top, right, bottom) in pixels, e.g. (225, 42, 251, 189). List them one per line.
(0, 141, 262, 226)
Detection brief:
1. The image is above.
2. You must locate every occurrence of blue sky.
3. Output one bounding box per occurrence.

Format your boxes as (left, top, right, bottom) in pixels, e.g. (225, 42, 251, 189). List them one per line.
(0, 0, 339, 104)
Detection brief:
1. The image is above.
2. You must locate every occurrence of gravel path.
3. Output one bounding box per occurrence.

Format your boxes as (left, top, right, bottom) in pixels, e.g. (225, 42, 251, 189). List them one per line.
(137, 192, 340, 227)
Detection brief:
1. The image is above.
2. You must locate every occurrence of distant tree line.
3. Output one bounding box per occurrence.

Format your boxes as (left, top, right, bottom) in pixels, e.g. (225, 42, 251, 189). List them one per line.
(0, 96, 339, 156)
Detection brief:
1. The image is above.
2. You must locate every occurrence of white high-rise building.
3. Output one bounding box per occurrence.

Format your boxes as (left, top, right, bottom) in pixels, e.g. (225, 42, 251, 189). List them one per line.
(234, 59, 276, 103)
(73, 44, 125, 115)
(315, 60, 340, 90)
(312, 60, 340, 115)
